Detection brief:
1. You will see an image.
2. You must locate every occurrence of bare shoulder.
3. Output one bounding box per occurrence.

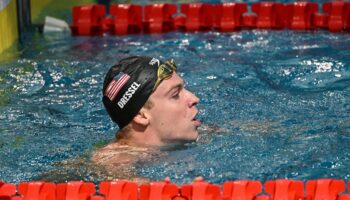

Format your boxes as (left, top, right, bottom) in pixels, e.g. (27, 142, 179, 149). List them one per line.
(91, 142, 148, 166)
(91, 142, 166, 170)
(91, 142, 166, 182)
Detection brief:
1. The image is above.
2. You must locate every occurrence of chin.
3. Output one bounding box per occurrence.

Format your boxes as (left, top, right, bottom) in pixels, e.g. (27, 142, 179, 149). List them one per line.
(187, 130, 199, 141)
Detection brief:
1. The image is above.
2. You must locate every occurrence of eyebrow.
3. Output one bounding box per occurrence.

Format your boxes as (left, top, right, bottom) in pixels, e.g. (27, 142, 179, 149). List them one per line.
(165, 82, 184, 96)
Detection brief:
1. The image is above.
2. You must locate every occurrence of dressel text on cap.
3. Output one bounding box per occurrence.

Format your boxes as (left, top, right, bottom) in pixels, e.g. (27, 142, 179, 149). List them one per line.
(117, 82, 141, 109)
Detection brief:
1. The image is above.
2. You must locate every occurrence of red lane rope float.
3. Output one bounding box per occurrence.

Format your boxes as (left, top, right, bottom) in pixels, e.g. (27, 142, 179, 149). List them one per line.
(215, 3, 248, 32)
(181, 179, 221, 200)
(285, 2, 318, 30)
(143, 3, 177, 33)
(222, 180, 262, 200)
(100, 181, 138, 200)
(251, 2, 285, 29)
(140, 179, 179, 200)
(323, 1, 350, 32)
(0, 182, 16, 200)
(71, 1, 350, 35)
(71, 5, 106, 36)
(264, 180, 304, 200)
(18, 182, 56, 200)
(57, 181, 95, 200)
(109, 4, 142, 35)
(1, 179, 350, 200)
(306, 179, 345, 200)
(180, 3, 216, 32)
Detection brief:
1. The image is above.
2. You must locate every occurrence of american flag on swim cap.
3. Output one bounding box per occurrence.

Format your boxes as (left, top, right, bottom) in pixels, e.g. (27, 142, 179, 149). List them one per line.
(105, 72, 130, 101)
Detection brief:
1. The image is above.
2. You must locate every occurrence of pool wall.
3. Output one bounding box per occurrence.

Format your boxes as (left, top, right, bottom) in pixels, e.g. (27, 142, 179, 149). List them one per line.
(0, 0, 93, 55)
(0, 0, 51, 54)
(0, 0, 18, 54)
(30, 0, 52, 24)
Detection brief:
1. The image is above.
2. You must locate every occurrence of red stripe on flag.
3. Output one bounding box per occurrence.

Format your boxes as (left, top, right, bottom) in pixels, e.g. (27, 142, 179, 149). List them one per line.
(108, 75, 128, 100)
(105, 80, 116, 96)
(105, 74, 130, 101)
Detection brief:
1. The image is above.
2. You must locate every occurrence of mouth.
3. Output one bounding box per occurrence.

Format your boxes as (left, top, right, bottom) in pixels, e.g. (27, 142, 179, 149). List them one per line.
(192, 112, 201, 127)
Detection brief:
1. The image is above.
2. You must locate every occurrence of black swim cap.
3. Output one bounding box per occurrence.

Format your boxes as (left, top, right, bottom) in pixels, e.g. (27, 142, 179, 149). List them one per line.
(102, 56, 168, 129)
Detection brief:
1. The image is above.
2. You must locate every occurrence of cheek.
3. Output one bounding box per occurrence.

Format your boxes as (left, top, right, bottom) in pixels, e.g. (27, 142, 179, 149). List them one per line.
(165, 106, 184, 123)
(173, 104, 188, 119)
(150, 97, 189, 124)
(152, 104, 179, 124)
(158, 106, 186, 128)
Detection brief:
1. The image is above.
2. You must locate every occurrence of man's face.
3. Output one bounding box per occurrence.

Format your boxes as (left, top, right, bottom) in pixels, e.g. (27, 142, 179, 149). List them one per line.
(147, 72, 201, 144)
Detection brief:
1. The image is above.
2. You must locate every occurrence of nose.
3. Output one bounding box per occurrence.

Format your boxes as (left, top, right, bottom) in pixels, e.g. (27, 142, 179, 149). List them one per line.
(186, 89, 199, 107)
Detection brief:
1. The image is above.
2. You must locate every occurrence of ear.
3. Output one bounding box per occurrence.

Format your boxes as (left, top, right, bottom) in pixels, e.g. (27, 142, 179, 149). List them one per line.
(132, 107, 150, 126)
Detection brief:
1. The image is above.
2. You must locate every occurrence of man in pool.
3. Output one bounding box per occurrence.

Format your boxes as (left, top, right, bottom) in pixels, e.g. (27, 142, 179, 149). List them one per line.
(92, 56, 201, 180)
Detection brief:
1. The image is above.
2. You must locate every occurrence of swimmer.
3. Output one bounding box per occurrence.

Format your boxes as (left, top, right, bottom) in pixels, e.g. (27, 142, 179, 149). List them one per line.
(92, 56, 201, 181)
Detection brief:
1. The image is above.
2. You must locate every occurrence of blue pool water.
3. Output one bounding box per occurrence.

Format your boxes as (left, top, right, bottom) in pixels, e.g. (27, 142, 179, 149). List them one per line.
(0, 29, 349, 184)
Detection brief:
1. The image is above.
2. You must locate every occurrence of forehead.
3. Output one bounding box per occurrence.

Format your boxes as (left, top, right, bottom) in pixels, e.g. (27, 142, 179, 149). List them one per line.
(151, 72, 184, 98)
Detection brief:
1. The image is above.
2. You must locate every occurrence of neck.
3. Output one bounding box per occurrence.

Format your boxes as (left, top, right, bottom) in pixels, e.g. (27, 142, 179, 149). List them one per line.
(117, 124, 165, 147)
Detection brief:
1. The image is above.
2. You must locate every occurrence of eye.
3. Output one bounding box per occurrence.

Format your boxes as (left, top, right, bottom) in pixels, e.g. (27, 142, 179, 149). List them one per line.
(171, 89, 180, 99)
(172, 92, 180, 99)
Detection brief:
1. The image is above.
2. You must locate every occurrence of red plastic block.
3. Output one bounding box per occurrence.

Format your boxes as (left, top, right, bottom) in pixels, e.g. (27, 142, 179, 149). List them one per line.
(344, 4, 350, 31)
(223, 180, 262, 200)
(173, 15, 186, 31)
(313, 13, 328, 29)
(251, 2, 286, 29)
(306, 179, 345, 200)
(172, 197, 187, 200)
(255, 195, 271, 200)
(57, 181, 95, 200)
(181, 180, 221, 200)
(264, 179, 304, 200)
(17, 182, 55, 200)
(71, 5, 106, 36)
(87, 196, 104, 200)
(140, 179, 179, 200)
(210, 4, 222, 30)
(143, 3, 177, 33)
(285, 2, 319, 30)
(181, 3, 216, 32)
(110, 4, 142, 35)
(100, 16, 113, 33)
(338, 195, 350, 200)
(323, 1, 350, 32)
(0, 182, 16, 199)
(99, 181, 137, 200)
(242, 14, 257, 28)
(337, 182, 350, 200)
(10, 197, 22, 200)
(215, 2, 248, 32)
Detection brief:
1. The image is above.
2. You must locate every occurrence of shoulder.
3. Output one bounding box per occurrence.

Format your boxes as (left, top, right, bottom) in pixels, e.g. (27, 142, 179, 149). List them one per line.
(90, 142, 152, 182)
(92, 143, 146, 166)
(90, 141, 165, 171)
(90, 142, 167, 182)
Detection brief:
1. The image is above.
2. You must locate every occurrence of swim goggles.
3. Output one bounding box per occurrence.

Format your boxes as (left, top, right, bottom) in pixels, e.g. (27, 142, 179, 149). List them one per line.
(153, 59, 177, 91)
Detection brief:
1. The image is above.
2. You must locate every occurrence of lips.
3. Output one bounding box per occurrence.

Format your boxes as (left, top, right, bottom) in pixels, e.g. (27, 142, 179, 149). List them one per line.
(192, 111, 201, 127)
(193, 118, 201, 127)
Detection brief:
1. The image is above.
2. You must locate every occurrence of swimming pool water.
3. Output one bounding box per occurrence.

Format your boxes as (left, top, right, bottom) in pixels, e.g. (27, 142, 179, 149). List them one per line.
(0, 29, 349, 184)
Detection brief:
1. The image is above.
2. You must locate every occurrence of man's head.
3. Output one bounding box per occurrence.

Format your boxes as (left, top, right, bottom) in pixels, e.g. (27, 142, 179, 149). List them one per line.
(103, 56, 201, 146)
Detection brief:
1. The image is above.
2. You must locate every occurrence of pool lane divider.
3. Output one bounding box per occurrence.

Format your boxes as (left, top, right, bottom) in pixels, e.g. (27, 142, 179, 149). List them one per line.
(1, 179, 350, 200)
(70, 2, 350, 36)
